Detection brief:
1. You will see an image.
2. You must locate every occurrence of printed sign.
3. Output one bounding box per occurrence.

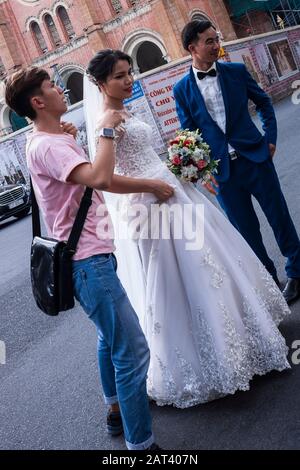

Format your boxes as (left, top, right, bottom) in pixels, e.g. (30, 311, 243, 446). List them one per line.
(142, 61, 191, 142)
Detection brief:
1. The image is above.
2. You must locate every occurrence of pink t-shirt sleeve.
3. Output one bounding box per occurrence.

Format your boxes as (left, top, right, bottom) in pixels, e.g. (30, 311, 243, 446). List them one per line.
(43, 141, 88, 183)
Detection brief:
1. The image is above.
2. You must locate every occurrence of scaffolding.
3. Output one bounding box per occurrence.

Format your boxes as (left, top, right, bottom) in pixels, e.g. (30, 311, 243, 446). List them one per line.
(226, 0, 300, 32)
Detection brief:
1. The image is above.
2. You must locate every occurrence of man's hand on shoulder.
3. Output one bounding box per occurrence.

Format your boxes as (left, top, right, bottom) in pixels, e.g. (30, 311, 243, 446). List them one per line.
(269, 143, 276, 159)
(61, 121, 78, 139)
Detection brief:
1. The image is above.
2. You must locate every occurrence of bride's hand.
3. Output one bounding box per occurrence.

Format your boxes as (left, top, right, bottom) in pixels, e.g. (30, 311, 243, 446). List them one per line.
(61, 121, 78, 138)
(96, 109, 125, 129)
(115, 124, 125, 141)
(151, 180, 175, 202)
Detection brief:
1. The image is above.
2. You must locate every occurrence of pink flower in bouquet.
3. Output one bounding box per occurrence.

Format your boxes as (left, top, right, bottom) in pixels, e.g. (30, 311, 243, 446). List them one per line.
(170, 136, 181, 145)
(197, 160, 208, 170)
(172, 155, 182, 165)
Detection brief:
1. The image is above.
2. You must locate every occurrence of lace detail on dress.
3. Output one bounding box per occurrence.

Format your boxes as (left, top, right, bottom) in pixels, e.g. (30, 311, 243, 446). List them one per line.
(218, 302, 250, 392)
(153, 322, 161, 335)
(147, 296, 290, 408)
(148, 356, 177, 404)
(200, 247, 227, 288)
(114, 116, 165, 178)
(242, 297, 290, 374)
(255, 261, 290, 325)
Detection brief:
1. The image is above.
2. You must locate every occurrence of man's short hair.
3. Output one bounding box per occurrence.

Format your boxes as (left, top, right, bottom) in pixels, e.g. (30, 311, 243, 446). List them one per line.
(181, 20, 216, 51)
(5, 67, 50, 120)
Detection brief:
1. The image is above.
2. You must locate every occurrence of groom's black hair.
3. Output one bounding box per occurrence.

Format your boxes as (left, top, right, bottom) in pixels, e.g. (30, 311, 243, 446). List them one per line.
(181, 20, 216, 51)
(86, 49, 133, 84)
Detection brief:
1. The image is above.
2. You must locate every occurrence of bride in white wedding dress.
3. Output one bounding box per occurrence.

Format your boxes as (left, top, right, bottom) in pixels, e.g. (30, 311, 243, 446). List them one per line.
(84, 50, 290, 408)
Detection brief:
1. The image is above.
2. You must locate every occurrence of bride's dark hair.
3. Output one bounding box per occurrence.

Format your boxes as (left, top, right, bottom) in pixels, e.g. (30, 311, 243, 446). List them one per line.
(86, 49, 133, 84)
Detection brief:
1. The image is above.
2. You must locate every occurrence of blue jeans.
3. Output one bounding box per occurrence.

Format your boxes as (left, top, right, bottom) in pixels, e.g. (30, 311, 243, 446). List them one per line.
(72, 253, 153, 450)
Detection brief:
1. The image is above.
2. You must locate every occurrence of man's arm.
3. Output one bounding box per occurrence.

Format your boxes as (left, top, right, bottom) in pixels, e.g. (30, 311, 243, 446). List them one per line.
(107, 174, 174, 202)
(68, 138, 116, 189)
(68, 109, 124, 189)
(244, 66, 277, 147)
(173, 85, 196, 131)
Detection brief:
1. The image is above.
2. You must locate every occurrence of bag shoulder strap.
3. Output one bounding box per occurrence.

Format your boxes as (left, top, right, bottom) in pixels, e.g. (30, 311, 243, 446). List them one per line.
(31, 178, 41, 238)
(30, 179, 93, 255)
(66, 187, 93, 254)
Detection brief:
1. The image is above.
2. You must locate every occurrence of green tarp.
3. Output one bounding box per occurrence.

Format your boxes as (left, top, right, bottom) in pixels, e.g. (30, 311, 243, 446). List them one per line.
(226, 0, 300, 18)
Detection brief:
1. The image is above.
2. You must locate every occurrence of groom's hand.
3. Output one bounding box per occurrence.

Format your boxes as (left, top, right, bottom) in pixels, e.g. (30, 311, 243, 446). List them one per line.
(269, 143, 276, 159)
(203, 175, 219, 196)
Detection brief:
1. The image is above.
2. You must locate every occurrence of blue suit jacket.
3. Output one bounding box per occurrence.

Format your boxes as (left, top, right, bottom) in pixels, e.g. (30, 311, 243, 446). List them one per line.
(173, 61, 277, 182)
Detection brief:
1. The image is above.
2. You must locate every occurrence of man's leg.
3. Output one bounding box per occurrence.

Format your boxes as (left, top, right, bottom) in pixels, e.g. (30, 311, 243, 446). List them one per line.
(73, 254, 153, 450)
(97, 333, 123, 436)
(249, 159, 300, 279)
(247, 158, 300, 302)
(97, 332, 118, 404)
(217, 169, 277, 279)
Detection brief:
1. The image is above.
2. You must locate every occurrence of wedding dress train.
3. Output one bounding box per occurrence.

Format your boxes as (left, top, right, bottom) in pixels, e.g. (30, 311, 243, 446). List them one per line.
(102, 115, 290, 408)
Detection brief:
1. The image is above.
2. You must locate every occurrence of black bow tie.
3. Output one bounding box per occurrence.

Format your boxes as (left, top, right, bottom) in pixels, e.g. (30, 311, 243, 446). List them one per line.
(197, 69, 217, 80)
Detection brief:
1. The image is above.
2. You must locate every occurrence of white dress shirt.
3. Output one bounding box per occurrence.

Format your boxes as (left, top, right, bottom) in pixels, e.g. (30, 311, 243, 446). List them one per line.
(192, 64, 234, 154)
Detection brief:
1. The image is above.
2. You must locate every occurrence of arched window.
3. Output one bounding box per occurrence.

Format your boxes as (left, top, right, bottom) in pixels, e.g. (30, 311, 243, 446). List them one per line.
(192, 12, 210, 22)
(44, 14, 62, 47)
(136, 41, 167, 73)
(57, 6, 75, 40)
(66, 72, 83, 104)
(111, 0, 122, 14)
(30, 22, 48, 54)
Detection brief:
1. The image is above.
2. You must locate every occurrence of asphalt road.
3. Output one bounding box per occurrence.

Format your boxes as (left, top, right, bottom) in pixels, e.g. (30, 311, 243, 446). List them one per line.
(0, 96, 300, 450)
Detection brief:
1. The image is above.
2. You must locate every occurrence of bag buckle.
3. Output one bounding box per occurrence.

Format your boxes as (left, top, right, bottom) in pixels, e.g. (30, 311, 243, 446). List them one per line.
(64, 247, 76, 256)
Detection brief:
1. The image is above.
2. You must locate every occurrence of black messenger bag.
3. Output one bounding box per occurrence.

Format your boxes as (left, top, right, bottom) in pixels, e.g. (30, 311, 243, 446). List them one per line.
(30, 181, 93, 316)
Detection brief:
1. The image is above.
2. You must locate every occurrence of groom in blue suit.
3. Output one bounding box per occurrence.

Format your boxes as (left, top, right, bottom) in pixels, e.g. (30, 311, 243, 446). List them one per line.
(174, 20, 300, 304)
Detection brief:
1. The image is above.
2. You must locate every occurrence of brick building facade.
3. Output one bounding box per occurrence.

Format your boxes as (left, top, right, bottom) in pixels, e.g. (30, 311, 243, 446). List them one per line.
(1, 1, 296, 135)
(0, 0, 237, 134)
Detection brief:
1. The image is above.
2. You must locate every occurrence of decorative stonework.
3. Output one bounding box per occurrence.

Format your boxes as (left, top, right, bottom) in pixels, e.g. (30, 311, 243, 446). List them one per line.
(59, 61, 85, 77)
(0, 81, 5, 102)
(189, 9, 214, 26)
(16, 0, 39, 4)
(37, 8, 55, 23)
(32, 35, 88, 66)
(111, 0, 122, 13)
(52, 0, 72, 13)
(25, 16, 42, 32)
(103, 3, 151, 33)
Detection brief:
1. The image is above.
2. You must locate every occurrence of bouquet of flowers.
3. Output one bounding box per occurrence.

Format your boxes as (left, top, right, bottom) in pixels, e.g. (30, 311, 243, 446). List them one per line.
(166, 129, 219, 185)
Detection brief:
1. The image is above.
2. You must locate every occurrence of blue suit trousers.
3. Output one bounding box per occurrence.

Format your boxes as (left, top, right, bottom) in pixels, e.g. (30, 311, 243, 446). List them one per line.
(217, 156, 300, 279)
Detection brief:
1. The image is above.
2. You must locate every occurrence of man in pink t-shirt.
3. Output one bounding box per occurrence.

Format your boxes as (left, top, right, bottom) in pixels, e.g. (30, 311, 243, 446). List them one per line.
(26, 130, 115, 261)
(5, 66, 160, 450)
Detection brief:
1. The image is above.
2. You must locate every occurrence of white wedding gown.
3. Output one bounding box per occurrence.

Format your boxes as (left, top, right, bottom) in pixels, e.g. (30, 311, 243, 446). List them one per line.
(103, 115, 290, 408)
